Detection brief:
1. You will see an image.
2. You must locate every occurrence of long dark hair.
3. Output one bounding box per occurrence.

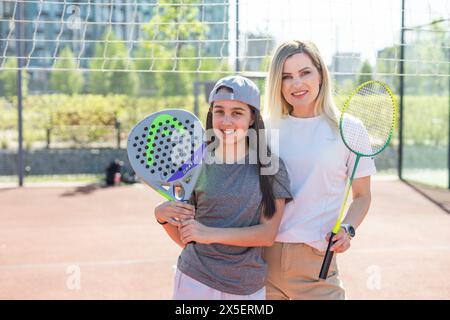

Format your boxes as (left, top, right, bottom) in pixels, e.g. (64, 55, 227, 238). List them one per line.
(206, 105, 277, 220)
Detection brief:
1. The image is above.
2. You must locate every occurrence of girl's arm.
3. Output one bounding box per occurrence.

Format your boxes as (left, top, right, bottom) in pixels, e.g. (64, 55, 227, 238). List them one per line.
(155, 201, 195, 248)
(179, 198, 286, 247)
(160, 223, 186, 249)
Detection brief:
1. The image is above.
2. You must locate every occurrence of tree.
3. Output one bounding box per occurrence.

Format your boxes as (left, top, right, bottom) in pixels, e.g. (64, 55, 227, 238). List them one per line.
(140, 0, 208, 96)
(405, 21, 447, 95)
(0, 58, 28, 99)
(376, 20, 448, 96)
(50, 47, 84, 94)
(358, 60, 373, 84)
(87, 36, 113, 95)
(110, 58, 140, 96)
(376, 45, 400, 91)
(88, 31, 140, 95)
(134, 45, 165, 96)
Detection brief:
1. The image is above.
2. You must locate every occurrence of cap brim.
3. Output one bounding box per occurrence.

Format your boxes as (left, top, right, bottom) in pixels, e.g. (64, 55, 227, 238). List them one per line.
(209, 92, 236, 104)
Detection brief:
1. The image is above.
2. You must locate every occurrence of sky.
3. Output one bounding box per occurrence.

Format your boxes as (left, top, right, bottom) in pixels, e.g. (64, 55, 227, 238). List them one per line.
(0, 0, 448, 73)
(231, 0, 449, 66)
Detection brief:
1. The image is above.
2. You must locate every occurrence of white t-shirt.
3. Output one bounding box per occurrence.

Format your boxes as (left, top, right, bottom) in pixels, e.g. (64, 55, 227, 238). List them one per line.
(267, 114, 376, 251)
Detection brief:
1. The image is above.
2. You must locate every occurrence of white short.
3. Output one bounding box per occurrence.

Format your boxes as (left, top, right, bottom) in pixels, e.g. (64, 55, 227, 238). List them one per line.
(172, 268, 266, 300)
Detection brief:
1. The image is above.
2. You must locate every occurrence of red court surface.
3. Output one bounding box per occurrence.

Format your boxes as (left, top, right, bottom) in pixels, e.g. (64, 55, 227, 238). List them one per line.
(0, 179, 449, 299)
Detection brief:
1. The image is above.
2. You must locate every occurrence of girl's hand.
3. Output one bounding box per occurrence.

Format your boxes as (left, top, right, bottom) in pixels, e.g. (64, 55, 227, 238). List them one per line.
(154, 201, 195, 227)
(325, 227, 352, 253)
(179, 219, 213, 244)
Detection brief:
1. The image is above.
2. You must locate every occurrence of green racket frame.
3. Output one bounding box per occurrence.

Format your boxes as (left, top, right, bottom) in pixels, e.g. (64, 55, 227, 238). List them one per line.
(319, 80, 397, 280)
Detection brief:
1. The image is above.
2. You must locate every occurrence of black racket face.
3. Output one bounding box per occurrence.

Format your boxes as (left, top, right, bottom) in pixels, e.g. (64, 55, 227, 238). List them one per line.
(127, 109, 205, 201)
(340, 81, 397, 157)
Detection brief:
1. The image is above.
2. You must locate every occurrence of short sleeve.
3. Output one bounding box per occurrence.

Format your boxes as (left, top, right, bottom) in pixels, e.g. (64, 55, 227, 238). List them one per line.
(345, 120, 377, 179)
(271, 157, 293, 204)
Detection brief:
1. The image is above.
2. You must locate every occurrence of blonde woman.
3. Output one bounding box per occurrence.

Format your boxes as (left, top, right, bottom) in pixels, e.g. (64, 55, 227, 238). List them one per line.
(262, 40, 376, 300)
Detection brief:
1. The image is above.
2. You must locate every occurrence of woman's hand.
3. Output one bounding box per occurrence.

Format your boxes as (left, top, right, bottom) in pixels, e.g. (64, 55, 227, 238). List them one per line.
(179, 219, 213, 244)
(154, 201, 195, 227)
(326, 227, 352, 253)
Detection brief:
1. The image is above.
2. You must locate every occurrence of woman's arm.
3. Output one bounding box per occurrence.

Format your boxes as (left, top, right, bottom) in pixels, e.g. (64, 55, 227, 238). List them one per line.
(179, 198, 286, 247)
(343, 175, 372, 228)
(328, 175, 372, 253)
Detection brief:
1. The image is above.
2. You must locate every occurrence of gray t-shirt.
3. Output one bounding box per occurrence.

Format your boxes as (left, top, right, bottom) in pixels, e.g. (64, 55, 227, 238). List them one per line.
(177, 155, 292, 295)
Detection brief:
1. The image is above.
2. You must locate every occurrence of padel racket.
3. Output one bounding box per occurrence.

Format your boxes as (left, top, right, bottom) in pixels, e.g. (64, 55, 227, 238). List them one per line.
(318, 80, 397, 280)
(127, 109, 206, 202)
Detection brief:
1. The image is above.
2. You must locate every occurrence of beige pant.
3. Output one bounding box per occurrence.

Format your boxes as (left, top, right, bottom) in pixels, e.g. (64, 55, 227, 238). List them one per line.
(262, 242, 345, 300)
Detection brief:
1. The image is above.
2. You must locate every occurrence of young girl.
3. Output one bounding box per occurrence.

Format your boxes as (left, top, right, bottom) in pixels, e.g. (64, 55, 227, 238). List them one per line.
(154, 75, 292, 300)
(262, 40, 376, 300)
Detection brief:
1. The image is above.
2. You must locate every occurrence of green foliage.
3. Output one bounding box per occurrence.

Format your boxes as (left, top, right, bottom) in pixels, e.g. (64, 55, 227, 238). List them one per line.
(357, 60, 373, 84)
(136, 0, 222, 96)
(144, 0, 205, 47)
(88, 32, 140, 95)
(259, 55, 271, 74)
(331, 94, 446, 147)
(84, 1, 229, 97)
(110, 59, 140, 96)
(376, 45, 400, 90)
(376, 20, 448, 96)
(340, 80, 357, 98)
(50, 47, 85, 94)
(403, 95, 448, 146)
(0, 138, 9, 149)
(0, 94, 446, 149)
(134, 44, 169, 95)
(0, 94, 210, 148)
(0, 98, 17, 131)
(0, 58, 29, 99)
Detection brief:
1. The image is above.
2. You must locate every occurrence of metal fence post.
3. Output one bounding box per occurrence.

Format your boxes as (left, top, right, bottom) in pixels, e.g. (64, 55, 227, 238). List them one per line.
(398, 0, 405, 182)
(16, 1, 24, 187)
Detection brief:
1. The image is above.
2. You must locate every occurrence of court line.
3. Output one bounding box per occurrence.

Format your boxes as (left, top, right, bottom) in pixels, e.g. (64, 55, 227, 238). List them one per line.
(0, 257, 173, 270)
(2, 245, 449, 271)
(351, 245, 450, 254)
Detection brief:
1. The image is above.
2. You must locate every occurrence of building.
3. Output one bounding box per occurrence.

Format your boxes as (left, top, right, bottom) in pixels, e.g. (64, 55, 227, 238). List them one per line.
(242, 32, 275, 72)
(330, 51, 362, 87)
(0, 0, 229, 93)
(202, 0, 229, 59)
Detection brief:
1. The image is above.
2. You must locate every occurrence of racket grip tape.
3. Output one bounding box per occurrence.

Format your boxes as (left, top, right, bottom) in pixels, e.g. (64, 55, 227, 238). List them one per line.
(319, 233, 336, 280)
(178, 200, 196, 245)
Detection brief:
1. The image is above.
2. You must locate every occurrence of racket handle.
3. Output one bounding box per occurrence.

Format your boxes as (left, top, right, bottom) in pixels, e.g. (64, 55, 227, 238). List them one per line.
(178, 200, 196, 245)
(319, 233, 336, 280)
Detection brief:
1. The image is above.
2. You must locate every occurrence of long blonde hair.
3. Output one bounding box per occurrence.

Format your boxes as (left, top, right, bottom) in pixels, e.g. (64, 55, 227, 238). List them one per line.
(263, 40, 339, 129)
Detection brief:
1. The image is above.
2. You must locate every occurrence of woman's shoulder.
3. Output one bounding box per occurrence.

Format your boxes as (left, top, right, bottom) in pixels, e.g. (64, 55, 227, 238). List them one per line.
(264, 116, 290, 129)
(341, 113, 364, 126)
(340, 114, 368, 134)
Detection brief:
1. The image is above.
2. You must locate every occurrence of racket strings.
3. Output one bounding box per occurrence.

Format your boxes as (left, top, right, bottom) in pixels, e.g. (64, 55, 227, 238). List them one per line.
(341, 82, 395, 156)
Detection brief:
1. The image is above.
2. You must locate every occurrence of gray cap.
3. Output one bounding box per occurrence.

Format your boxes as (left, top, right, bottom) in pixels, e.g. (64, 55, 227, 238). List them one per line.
(208, 75, 260, 110)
